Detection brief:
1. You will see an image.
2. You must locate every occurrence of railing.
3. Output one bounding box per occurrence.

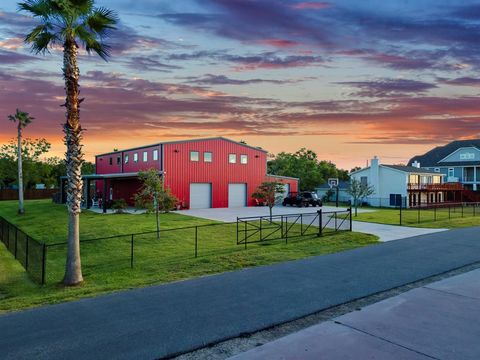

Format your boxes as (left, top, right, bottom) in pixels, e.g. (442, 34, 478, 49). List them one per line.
(407, 183, 464, 191)
(397, 200, 480, 225)
(237, 209, 352, 247)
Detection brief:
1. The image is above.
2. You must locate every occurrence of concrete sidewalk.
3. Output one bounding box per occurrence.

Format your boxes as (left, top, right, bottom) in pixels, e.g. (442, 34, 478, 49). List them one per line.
(230, 268, 480, 360)
(2, 227, 480, 360)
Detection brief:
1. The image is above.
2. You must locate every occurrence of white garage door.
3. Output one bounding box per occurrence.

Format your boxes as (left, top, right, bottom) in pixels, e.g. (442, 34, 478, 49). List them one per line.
(190, 183, 212, 209)
(228, 183, 247, 207)
(275, 184, 290, 204)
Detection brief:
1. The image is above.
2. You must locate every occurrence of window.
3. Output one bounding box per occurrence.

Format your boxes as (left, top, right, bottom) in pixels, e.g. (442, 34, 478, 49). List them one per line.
(153, 149, 158, 161)
(109, 157, 112, 165)
(448, 168, 454, 177)
(434, 168, 440, 172)
(190, 151, 199, 162)
(117, 157, 121, 165)
(360, 176, 368, 186)
(229, 154, 237, 163)
(143, 151, 148, 162)
(240, 154, 248, 164)
(204, 152, 212, 162)
(125, 155, 129, 164)
(133, 153, 138, 163)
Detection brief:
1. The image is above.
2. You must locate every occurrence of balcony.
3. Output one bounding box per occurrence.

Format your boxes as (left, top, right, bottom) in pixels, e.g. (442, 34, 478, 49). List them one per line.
(408, 183, 464, 191)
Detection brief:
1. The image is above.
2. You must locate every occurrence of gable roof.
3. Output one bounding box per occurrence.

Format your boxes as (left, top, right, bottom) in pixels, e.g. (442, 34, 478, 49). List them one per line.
(96, 137, 268, 157)
(409, 139, 480, 167)
(382, 165, 441, 174)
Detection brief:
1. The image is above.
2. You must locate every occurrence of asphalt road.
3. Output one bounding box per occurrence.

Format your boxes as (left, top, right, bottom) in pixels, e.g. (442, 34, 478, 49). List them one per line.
(2, 227, 480, 360)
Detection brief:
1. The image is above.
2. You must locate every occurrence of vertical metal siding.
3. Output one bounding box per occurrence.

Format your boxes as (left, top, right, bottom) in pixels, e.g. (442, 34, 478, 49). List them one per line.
(164, 139, 268, 208)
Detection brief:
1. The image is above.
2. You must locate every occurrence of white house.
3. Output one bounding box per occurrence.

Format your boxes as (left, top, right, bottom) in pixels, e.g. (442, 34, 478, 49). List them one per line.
(350, 156, 447, 207)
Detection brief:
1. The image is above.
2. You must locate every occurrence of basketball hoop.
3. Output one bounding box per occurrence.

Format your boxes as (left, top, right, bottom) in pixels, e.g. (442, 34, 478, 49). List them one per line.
(328, 178, 339, 188)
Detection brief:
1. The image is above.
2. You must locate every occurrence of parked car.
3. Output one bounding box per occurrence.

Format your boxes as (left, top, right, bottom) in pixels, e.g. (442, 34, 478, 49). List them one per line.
(282, 192, 322, 207)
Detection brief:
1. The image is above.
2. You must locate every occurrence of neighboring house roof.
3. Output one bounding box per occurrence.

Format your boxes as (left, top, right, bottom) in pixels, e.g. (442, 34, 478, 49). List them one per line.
(409, 139, 480, 167)
(316, 180, 349, 190)
(350, 164, 442, 176)
(382, 165, 441, 174)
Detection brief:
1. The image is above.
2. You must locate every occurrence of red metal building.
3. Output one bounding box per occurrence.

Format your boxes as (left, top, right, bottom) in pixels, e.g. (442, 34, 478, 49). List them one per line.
(88, 137, 298, 211)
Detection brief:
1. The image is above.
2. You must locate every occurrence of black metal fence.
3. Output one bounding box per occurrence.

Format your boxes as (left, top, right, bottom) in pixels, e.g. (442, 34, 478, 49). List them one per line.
(0, 216, 46, 284)
(1, 210, 352, 285)
(398, 201, 480, 225)
(237, 209, 352, 247)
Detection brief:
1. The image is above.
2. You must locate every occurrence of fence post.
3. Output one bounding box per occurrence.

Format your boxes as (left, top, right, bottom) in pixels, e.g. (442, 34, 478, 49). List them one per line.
(130, 234, 134, 268)
(260, 217, 263, 241)
(25, 236, 29, 270)
(281, 215, 284, 238)
(434, 206, 437, 221)
(244, 220, 247, 250)
(349, 207, 352, 231)
(14, 227, 18, 259)
(399, 202, 402, 226)
(417, 205, 420, 223)
(462, 203, 464, 218)
(41, 243, 46, 285)
(449, 205, 451, 219)
(195, 226, 198, 258)
(300, 213, 303, 235)
(236, 217, 239, 245)
(318, 209, 322, 237)
(335, 212, 338, 230)
(285, 216, 288, 244)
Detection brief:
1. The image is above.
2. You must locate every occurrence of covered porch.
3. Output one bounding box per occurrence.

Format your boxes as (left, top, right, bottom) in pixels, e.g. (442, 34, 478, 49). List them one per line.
(60, 171, 163, 213)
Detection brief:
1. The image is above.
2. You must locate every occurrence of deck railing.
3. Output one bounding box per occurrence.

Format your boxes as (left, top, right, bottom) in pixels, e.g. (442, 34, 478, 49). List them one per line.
(407, 183, 464, 191)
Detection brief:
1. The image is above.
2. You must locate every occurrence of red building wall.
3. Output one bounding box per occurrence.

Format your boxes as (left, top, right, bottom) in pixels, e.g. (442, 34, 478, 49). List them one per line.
(163, 139, 268, 208)
(94, 138, 299, 209)
(266, 175, 299, 194)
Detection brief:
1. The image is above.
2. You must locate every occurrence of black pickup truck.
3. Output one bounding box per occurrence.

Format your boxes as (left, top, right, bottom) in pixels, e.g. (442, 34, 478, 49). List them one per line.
(282, 192, 322, 207)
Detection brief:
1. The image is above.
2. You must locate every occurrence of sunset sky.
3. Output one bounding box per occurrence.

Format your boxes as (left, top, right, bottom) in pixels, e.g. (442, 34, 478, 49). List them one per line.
(1, 0, 480, 169)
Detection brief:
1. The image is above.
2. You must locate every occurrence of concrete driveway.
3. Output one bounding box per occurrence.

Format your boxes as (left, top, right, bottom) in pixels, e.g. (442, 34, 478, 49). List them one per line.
(176, 206, 447, 242)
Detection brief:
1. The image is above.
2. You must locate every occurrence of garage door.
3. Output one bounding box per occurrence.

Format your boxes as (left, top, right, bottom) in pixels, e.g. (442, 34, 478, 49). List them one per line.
(275, 184, 290, 204)
(228, 183, 247, 207)
(190, 183, 212, 209)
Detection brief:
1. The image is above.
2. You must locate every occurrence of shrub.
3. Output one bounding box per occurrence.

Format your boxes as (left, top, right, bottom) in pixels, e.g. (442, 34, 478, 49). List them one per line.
(111, 198, 128, 214)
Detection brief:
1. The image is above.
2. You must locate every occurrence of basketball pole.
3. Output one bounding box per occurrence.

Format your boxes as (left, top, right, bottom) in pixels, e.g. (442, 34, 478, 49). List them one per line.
(336, 185, 339, 207)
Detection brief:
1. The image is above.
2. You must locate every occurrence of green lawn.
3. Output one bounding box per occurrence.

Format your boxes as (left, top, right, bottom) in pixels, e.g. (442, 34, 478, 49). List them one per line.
(354, 206, 480, 228)
(0, 200, 378, 313)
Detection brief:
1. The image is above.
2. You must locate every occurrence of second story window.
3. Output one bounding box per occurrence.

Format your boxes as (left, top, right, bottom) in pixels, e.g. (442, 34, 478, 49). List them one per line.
(153, 149, 158, 161)
(204, 152, 212, 162)
(109, 157, 112, 165)
(229, 154, 237, 164)
(143, 151, 148, 162)
(133, 153, 138, 163)
(125, 155, 129, 164)
(240, 154, 248, 164)
(117, 157, 121, 165)
(190, 151, 199, 162)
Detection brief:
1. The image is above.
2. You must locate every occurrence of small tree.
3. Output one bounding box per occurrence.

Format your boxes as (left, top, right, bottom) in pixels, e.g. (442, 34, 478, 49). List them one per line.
(134, 169, 177, 238)
(7, 109, 34, 215)
(346, 178, 375, 216)
(252, 181, 285, 220)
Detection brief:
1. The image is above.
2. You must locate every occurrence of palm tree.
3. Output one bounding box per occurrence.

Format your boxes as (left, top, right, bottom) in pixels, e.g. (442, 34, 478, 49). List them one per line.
(8, 109, 34, 215)
(19, 0, 117, 285)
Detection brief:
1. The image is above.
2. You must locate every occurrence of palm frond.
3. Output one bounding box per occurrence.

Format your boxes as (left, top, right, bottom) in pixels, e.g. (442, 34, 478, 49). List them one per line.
(75, 25, 110, 60)
(70, 0, 94, 15)
(30, 30, 58, 54)
(85, 7, 118, 35)
(18, 0, 52, 19)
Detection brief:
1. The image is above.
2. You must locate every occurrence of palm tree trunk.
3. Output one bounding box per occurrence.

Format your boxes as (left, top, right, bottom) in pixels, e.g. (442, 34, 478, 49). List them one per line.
(17, 125, 25, 215)
(63, 38, 83, 285)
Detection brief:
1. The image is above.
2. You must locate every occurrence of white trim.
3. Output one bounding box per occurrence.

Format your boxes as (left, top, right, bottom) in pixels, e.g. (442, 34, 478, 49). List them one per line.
(438, 146, 480, 163)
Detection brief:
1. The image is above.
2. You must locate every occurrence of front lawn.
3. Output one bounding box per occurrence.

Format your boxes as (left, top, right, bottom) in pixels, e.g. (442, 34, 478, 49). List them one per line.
(354, 206, 480, 228)
(0, 200, 378, 313)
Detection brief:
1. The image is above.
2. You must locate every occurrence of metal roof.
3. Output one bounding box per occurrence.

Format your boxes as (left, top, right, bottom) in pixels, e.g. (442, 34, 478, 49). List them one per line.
(61, 171, 163, 180)
(95, 137, 268, 157)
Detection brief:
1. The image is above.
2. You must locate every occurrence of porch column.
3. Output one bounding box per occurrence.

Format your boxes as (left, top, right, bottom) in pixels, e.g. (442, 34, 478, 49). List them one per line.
(86, 179, 91, 209)
(103, 179, 107, 213)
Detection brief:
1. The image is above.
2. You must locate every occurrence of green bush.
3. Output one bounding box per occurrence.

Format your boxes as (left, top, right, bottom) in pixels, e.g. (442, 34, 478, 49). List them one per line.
(111, 198, 128, 214)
